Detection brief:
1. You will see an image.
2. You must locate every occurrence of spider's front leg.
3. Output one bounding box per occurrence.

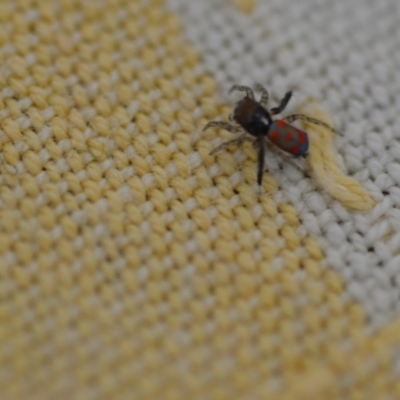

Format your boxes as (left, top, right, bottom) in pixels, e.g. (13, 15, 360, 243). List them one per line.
(283, 114, 337, 134)
(255, 84, 269, 108)
(229, 85, 255, 100)
(270, 91, 292, 115)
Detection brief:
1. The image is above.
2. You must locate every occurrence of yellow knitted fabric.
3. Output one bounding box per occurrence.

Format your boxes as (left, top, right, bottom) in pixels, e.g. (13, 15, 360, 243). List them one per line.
(0, 1, 399, 399)
(300, 103, 375, 211)
(231, 0, 255, 14)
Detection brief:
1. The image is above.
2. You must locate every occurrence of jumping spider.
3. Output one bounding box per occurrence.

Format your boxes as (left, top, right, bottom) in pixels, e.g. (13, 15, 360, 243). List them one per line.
(204, 85, 336, 186)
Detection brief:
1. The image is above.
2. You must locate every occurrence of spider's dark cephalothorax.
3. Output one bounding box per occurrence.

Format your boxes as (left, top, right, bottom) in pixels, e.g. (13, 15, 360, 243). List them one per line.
(203, 85, 337, 186)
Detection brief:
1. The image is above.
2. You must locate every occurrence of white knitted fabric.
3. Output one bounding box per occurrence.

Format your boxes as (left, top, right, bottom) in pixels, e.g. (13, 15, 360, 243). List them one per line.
(167, 0, 400, 330)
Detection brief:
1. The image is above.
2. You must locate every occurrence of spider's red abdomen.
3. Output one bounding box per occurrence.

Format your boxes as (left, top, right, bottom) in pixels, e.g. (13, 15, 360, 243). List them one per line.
(268, 120, 309, 157)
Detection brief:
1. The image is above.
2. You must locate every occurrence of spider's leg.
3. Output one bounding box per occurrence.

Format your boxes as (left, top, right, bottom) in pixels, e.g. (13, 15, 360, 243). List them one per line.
(255, 84, 269, 108)
(203, 121, 243, 134)
(283, 114, 337, 134)
(229, 85, 255, 100)
(209, 134, 252, 155)
(256, 136, 266, 186)
(270, 91, 292, 115)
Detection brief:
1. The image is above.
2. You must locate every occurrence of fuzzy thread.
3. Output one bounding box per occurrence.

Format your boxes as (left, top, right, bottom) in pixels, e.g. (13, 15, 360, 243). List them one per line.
(301, 102, 376, 211)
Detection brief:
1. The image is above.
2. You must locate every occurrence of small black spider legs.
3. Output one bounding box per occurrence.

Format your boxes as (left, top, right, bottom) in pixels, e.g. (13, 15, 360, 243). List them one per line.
(270, 91, 292, 115)
(254, 84, 269, 108)
(256, 135, 266, 186)
(203, 121, 252, 155)
(231, 84, 292, 116)
(203, 121, 243, 135)
(209, 133, 253, 155)
(229, 85, 255, 100)
(283, 114, 338, 134)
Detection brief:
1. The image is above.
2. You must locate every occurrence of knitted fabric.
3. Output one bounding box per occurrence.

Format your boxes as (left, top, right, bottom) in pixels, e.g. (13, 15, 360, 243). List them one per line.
(168, 0, 400, 328)
(1, 0, 400, 399)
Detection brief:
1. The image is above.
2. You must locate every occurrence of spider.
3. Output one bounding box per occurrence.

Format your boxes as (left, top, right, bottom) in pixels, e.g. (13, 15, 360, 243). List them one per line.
(203, 85, 337, 186)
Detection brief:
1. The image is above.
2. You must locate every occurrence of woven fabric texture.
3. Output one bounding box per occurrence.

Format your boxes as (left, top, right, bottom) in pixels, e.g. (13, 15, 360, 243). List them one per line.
(168, 0, 400, 328)
(1, 0, 400, 399)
